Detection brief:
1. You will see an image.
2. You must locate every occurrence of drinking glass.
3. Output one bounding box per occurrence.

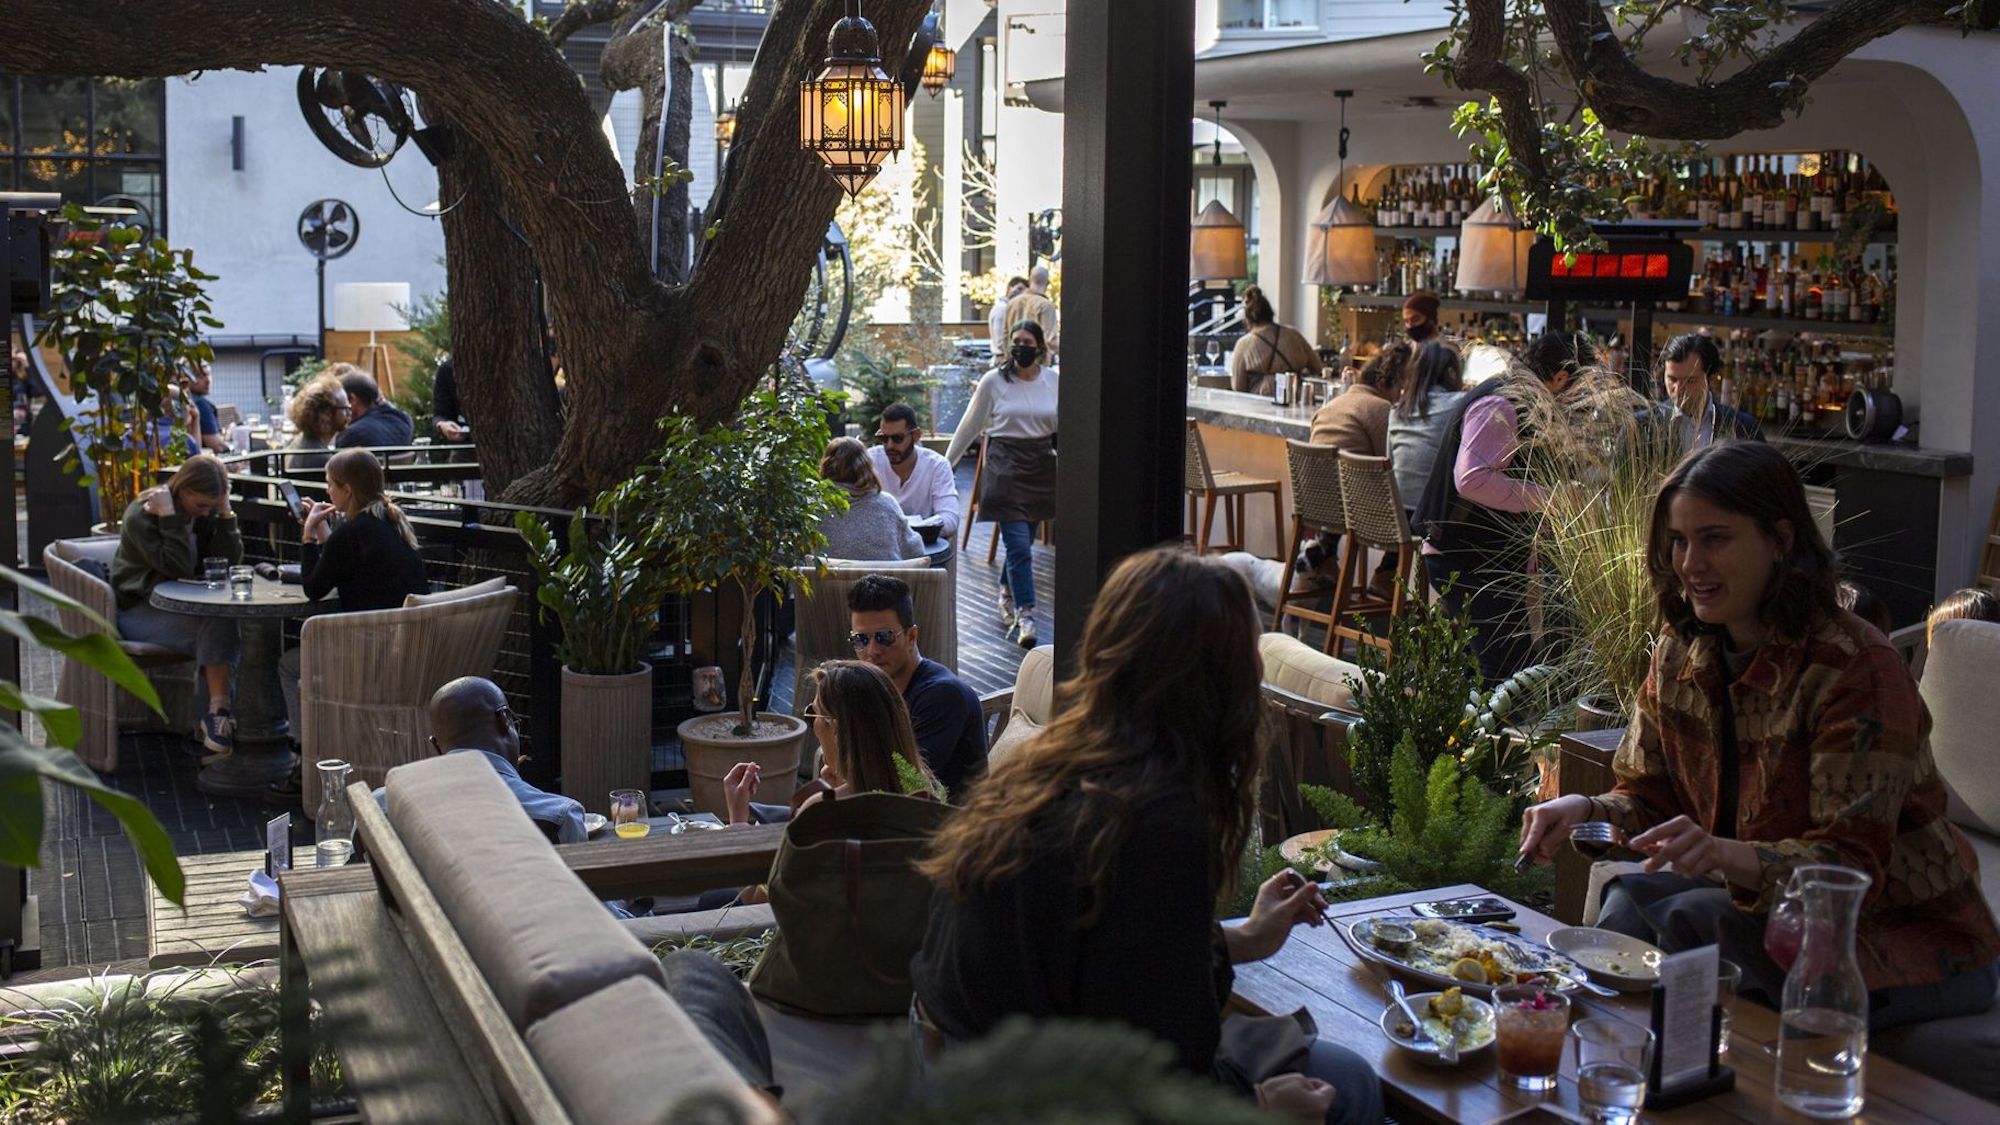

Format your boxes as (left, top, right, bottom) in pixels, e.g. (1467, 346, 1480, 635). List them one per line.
(228, 565, 255, 601)
(1571, 1018, 1653, 1125)
(1717, 959, 1743, 1056)
(202, 556, 229, 589)
(1204, 338, 1222, 366)
(1493, 984, 1571, 1091)
(609, 788, 646, 826)
(691, 666, 726, 713)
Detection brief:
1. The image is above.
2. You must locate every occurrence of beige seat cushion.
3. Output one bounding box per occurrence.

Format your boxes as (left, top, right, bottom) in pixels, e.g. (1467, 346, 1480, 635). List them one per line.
(1920, 620, 2000, 837)
(988, 645, 1055, 767)
(403, 575, 510, 608)
(527, 976, 753, 1120)
(53, 536, 121, 567)
(385, 753, 663, 1029)
(1259, 631, 1363, 712)
(756, 998, 894, 1101)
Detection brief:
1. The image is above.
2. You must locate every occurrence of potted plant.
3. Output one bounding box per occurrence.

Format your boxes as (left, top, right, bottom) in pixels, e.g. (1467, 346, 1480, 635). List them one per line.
(518, 498, 672, 809)
(36, 204, 221, 522)
(623, 380, 846, 814)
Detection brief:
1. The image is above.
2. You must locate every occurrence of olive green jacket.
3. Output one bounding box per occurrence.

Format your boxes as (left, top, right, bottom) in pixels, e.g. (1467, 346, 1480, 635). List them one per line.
(110, 498, 243, 611)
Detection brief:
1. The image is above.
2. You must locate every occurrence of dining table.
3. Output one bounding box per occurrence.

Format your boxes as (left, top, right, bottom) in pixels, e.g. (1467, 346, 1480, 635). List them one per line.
(1227, 883, 1990, 1124)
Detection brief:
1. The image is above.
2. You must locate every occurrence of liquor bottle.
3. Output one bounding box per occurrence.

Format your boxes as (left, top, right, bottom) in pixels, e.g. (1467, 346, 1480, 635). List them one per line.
(1744, 158, 1763, 230)
(1804, 263, 1824, 320)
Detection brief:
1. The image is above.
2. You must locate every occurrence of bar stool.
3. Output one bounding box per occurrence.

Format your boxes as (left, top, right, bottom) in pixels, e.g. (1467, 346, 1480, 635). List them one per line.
(1272, 439, 1347, 639)
(1184, 420, 1283, 557)
(1329, 450, 1425, 659)
(962, 435, 1052, 562)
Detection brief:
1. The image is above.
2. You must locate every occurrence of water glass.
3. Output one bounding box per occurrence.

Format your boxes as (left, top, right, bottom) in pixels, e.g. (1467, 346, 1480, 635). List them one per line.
(609, 788, 646, 826)
(228, 565, 255, 601)
(1717, 959, 1743, 1056)
(202, 556, 229, 589)
(1493, 984, 1571, 1091)
(1571, 1018, 1653, 1125)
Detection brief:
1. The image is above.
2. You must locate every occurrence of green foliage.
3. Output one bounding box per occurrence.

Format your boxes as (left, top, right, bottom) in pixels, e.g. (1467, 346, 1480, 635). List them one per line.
(0, 566, 181, 904)
(516, 500, 670, 676)
(622, 381, 845, 733)
(836, 349, 935, 430)
(651, 931, 776, 981)
(36, 204, 221, 517)
(1300, 783, 1371, 831)
(1338, 734, 1539, 899)
(1342, 599, 1484, 816)
(390, 290, 450, 437)
(282, 354, 332, 394)
(1226, 844, 1313, 919)
(893, 752, 948, 804)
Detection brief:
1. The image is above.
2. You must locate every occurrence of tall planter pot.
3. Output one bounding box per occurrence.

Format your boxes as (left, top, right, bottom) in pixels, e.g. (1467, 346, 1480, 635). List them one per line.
(560, 663, 654, 817)
(679, 712, 810, 816)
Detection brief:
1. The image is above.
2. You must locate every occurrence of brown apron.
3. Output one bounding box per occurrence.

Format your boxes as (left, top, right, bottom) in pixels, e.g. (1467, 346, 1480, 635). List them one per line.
(978, 435, 1057, 523)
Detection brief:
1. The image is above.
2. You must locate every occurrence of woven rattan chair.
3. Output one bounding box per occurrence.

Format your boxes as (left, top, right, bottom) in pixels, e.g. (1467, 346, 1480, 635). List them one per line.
(298, 580, 517, 815)
(43, 538, 201, 773)
(1329, 451, 1424, 658)
(1272, 439, 1348, 640)
(1184, 420, 1283, 557)
(791, 564, 958, 773)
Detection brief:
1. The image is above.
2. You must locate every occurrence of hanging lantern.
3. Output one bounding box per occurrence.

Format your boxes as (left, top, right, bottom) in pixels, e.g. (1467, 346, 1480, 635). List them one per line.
(714, 104, 738, 147)
(921, 42, 956, 97)
(799, 0, 906, 197)
(1456, 194, 1536, 293)
(1190, 198, 1248, 281)
(1304, 91, 1376, 287)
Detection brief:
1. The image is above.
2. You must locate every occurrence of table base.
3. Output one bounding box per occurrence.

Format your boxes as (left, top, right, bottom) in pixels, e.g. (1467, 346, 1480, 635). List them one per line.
(197, 743, 298, 800)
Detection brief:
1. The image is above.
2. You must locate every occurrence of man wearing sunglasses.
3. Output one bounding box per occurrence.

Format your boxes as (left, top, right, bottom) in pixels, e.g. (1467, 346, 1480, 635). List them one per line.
(847, 574, 985, 795)
(865, 402, 961, 542)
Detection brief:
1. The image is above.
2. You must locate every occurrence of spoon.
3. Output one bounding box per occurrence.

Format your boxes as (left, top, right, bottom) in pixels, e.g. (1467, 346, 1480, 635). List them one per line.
(1387, 978, 1457, 1064)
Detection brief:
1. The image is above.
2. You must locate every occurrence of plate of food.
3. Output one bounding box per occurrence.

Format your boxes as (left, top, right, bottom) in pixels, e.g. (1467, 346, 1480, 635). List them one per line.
(1545, 926, 1663, 991)
(582, 813, 609, 836)
(1347, 915, 1587, 994)
(1378, 987, 1496, 1066)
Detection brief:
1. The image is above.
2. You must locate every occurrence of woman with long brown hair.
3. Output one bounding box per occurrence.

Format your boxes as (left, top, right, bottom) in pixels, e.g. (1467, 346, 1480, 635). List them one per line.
(911, 547, 1382, 1122)
(1518, 441, 2000, 1030)
(723, 659, 937, 827)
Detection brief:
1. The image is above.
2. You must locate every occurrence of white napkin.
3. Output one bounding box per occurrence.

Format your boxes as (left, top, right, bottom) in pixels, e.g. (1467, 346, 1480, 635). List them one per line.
(239, 869, 281, 917)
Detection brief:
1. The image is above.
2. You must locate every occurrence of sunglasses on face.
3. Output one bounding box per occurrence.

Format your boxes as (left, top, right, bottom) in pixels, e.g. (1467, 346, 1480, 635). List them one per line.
(875, 430, 913, 446)
(803, 702, 831, 723)
(848, 628, 905, 650)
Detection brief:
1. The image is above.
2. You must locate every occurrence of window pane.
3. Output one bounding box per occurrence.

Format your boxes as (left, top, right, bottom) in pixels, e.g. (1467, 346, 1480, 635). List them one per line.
(1219, 0, 1262, 29)
(1269, 0, 1316, 28)
(0, 79, 15, 153)
(99, 162, 164, 231)
(18, 153, 92, 204)
(93, 78, 163, 156)
(18, 76, 90, 154)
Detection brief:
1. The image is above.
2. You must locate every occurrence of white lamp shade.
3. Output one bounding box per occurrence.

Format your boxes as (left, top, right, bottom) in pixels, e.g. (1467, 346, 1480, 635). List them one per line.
(1303, 192, 1377, 286)
(332, 282, 411, 332)
(1455, 196, 1534, 293)
(1189, 198, 1248, 281)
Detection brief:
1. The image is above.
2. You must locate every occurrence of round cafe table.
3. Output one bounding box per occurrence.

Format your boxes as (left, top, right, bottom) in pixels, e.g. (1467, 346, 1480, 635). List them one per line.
(149, 576, 332, 800)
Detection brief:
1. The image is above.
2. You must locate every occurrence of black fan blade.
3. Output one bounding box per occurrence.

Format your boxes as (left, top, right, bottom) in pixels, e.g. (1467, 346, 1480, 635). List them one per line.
(314, 68, 348, 109)
(341, 107, 377, 151)
(328, 202, 352, 225)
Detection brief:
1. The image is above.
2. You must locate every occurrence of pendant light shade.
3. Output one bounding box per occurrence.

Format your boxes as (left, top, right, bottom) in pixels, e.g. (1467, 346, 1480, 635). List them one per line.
(1456, 195, 1535, 293)
(1191, 198, 1248, 281)
(799, 1, 906, 197)
(1304, 191, 1376, 286)
(921, 42, 956, 96)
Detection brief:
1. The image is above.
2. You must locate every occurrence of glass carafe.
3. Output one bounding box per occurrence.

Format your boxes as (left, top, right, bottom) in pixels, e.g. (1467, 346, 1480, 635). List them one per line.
(314, 759, 356, 867)
(1774, 864, 1871, 1119)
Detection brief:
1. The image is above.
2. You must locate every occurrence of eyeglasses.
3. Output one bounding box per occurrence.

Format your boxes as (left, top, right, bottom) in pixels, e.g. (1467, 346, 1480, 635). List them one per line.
(496, 705, 520, 730)
(874, 430, 913, 446)
(803, 702, 832, 723)
(848, 628, 905, 650)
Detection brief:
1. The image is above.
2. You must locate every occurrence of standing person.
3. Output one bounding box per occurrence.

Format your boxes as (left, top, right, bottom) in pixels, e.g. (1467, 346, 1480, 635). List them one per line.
(110, 454, 242, 759)
(867, 402, 961, 541)
(1309, 343, 1412, 601)
(947, 320, 1058, 648)
(285, 370, 352, 474)
(1388, 340, 1467, 516)
(912, 547, 1383, 1123)
(988, 276, 1028, 365)
(1416, 330, 1595, 683)
(846, 574, 985, 796)
(816, 437, 927, 562)
(1518, 442, 2000, 1030)
(1652, 332, 1762, 455)
(1003, 267, 1059, 355)
(432, 357, 468, 442)
(1227, 286, 1319, 396)
(333, 370, 414, 449)
(1401, 291, 1443, 344)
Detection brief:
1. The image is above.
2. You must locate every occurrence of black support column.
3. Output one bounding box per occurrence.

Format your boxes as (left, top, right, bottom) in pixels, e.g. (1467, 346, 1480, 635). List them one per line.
(1054, 0, 1195, 667)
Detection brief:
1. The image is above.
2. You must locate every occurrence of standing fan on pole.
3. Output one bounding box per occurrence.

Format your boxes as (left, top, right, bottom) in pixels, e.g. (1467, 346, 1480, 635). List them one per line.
(298, 199, 359, 361)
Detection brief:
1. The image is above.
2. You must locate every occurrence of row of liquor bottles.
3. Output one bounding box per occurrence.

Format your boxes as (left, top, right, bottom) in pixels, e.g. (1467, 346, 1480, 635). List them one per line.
(1710, 334, 1894, 427)
(1366, 152, 1894, 234)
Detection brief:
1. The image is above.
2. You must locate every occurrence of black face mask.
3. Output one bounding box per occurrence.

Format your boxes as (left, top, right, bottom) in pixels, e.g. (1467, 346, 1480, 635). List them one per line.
(1010, 345, 1040, 368)
(1407, 322, 1437, 342)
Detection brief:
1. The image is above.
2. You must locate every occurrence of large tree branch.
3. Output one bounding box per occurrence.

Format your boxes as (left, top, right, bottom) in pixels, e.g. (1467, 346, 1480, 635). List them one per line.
(548, 0, 654, 46)
(1455, 0, 1548, 182)
(1541, 0, 1957, 138)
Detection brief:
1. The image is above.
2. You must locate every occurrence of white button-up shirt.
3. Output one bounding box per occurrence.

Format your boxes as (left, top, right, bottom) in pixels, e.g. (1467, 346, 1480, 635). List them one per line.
(866, 444, 962, 540)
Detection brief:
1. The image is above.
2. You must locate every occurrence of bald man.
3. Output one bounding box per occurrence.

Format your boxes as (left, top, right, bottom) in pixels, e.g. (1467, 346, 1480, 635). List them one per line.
(426, 676, 587, 844)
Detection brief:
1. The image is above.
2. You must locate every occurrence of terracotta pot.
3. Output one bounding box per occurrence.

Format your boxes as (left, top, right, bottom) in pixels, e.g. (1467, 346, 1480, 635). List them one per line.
(1573, 694, 1623, 733)
(678, 711, 810, 816)
(560, 663, 654, 815)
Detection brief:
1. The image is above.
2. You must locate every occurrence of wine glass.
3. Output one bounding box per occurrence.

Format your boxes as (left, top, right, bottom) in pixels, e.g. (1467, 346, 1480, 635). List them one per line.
(1204, 338, 1222, 368)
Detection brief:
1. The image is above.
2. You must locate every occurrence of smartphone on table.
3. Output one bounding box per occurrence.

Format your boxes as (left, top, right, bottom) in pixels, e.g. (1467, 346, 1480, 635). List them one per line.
(1409, 896, 1517, 924)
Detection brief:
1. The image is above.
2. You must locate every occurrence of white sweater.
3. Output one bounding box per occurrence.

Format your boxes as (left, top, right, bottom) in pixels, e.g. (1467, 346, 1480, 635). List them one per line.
(946, 366, 1059, 466)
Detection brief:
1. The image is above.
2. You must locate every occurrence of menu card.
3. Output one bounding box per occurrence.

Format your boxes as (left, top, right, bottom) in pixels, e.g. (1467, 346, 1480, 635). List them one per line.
(1653, 945, 1719, 1088)
(266, 813, 291, 878)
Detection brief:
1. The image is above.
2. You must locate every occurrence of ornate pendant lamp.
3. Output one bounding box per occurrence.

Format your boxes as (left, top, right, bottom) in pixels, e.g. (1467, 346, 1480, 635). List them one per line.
(714, 104, 739, 147)
(799, 0, 906, 197)
(1189, 101, 1248, 282)
(1456, 193, 1535, 294)
(920, 10, 956, 98)
(1303, 90, 1376, 287)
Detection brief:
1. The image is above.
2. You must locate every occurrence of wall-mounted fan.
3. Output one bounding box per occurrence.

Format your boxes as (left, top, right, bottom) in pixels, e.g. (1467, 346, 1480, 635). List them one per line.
(297, 67, 416, 168)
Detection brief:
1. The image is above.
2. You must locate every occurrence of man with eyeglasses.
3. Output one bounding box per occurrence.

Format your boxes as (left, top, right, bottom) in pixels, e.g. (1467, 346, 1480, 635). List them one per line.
(419, 676, 587, 844)
(865, 402, 961, 542)
(847, 574, 985, 795)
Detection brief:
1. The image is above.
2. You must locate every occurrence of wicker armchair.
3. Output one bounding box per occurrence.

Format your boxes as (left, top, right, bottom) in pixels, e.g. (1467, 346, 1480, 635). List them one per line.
(42, 537, 201, 773)
(298, 579, 517, 815)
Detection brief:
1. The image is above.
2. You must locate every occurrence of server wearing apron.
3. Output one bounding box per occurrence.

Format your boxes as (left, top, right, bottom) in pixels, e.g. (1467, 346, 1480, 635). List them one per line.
(948, 320, 1059, 647)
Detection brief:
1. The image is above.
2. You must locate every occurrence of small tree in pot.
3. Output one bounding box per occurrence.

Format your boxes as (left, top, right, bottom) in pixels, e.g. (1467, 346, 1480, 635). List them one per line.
(622, 379, 845, 814)
(517, 498, 672, 809)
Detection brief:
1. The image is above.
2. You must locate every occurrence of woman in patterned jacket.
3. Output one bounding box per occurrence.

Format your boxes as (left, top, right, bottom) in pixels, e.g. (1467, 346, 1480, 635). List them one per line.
(1518, 440, 2000, 1029)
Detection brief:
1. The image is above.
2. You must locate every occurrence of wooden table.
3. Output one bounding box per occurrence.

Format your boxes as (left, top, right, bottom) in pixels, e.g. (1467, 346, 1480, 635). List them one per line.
(1229, 883, 1990, 1124)
(146, 846, 313, 968)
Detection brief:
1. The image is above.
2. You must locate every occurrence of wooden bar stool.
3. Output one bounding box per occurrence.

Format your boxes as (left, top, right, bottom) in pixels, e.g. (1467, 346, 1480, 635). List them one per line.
(963, 435, 1052, 563)
(1328, 450, 1426, 659)
(1184, 420, 1283, 557)
(1272, 439, 1347, 640)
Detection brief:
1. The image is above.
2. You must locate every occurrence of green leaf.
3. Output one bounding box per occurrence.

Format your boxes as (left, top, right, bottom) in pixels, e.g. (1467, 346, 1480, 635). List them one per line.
(0, 733, 184, 904)
(0, 612, 162, 714)
(0, 682, 82, 748)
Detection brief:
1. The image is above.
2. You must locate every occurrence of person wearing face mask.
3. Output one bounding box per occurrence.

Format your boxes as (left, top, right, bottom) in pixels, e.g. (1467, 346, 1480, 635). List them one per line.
(1401, 291, 1443, 344)
(947, 321, 1058, 648)
(1226, 286, 1318, 397)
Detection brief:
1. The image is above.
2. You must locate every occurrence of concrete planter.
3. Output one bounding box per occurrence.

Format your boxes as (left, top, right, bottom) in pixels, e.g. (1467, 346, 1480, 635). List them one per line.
(678, 711, 809, 817)
(559, 663, 654, 816)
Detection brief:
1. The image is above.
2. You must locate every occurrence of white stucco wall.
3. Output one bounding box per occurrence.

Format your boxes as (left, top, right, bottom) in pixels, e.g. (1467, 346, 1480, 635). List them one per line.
(993, 0, 1067, 276)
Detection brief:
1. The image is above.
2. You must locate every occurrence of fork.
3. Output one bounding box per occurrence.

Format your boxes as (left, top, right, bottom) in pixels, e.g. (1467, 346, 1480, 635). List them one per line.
(1570, 821, 1647, 862)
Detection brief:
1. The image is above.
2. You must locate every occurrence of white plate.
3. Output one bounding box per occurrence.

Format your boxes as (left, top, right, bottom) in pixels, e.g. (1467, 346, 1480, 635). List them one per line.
(1545, 926, 1663, 991)
(582, 813, 608, 836)
(1348, 916, 1587, 995)
(1377, 991, 1496, 1066)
